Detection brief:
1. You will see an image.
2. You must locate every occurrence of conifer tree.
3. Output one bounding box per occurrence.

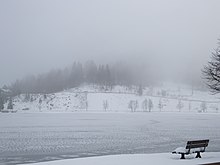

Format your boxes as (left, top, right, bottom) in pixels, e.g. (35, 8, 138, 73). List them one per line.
(7, 97, 13, 110)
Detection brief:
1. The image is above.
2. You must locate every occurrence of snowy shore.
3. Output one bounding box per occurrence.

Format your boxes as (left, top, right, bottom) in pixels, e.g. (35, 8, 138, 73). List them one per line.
(23, 152, 220, 165)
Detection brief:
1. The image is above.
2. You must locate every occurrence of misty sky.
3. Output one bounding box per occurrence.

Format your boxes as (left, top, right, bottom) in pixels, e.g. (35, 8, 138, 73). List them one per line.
(1, 0, 220, 86)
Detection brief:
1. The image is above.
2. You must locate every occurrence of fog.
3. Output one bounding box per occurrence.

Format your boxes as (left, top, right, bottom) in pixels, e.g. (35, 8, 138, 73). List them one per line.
(1, 0, 220, 86)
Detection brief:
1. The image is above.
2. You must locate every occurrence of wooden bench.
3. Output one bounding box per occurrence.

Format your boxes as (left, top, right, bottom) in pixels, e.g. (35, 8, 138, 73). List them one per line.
(172, 139, 209, 159)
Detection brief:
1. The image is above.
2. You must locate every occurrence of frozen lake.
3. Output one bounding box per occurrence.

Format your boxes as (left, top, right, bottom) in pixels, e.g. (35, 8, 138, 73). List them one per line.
(0, 112, 220, 165)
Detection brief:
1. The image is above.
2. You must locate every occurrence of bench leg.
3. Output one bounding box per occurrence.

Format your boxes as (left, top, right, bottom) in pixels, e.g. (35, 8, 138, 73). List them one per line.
(180, 153, 185, 159)
(195, 152, 201, 158)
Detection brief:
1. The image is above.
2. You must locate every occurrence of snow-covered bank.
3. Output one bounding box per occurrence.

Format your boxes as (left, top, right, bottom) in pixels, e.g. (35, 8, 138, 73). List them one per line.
(23, 152, 220, 165)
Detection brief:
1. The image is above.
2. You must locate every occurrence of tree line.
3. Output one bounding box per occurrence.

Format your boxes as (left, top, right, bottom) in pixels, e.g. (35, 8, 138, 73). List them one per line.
(8, 61, 151, 96)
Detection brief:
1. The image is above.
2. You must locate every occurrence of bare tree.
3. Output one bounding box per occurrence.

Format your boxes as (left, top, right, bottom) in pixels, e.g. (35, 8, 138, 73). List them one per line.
(38, 98, 42, 111)
(128, 100, 138, 112)
(134, 100, 138, 112)
(200, 101, 207, 113)
(148, 99, 153, 112)
(158, 98, 163, 111)
(142, 99, 148, 112)
(203, 40, 220, 94)
(103, 100, 109, 111)
(176, 99, 184, 112)
(128, 100, 134, 112)
(85, 101, 88, 111)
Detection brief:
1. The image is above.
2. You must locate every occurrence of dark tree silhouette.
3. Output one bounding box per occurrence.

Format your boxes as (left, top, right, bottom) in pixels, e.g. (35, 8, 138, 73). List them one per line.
(0, 96, 4, 110)
(7, 97, 13, 110)
(9, 61, 154, 95)
(137, 85, 143, 96)
(203, 40, 220, 94)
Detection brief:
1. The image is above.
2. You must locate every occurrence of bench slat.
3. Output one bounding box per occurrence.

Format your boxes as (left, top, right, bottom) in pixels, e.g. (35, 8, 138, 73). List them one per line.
(186, 140, 209, 149)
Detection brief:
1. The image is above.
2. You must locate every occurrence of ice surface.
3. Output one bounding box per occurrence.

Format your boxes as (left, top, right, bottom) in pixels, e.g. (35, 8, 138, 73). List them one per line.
(0, 112, 220, 164)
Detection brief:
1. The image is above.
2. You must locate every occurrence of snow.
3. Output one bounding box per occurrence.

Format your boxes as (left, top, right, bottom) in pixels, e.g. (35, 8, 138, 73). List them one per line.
(22, 152, 220, 165)
(5, 84, 220, 113)
(1, 84, 220, 164)
(173, 147, 188, 153)
(173, 147, 205, 154)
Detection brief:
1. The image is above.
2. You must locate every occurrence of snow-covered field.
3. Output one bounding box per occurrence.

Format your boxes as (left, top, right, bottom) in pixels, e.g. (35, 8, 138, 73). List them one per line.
(5, 84, 220, 113)
(0, 112, 220, 164)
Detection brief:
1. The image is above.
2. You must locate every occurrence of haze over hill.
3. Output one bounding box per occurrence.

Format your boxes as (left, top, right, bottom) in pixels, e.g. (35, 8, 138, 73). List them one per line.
(1, 0, 220, 86)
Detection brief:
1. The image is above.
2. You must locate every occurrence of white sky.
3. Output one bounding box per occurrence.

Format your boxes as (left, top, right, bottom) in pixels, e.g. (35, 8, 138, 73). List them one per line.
(0, 0, 220, 86)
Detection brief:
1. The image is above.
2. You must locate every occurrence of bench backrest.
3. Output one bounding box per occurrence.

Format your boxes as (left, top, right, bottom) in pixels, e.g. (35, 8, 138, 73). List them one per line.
(186, 140, 209, 150)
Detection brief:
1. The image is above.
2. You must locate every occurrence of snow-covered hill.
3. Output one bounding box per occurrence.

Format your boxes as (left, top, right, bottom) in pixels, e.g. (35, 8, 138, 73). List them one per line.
(3, 83, 220, 113)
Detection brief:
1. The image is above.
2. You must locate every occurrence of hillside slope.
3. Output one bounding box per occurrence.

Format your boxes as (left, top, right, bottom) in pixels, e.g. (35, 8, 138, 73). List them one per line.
(3, 84, 220, 113)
